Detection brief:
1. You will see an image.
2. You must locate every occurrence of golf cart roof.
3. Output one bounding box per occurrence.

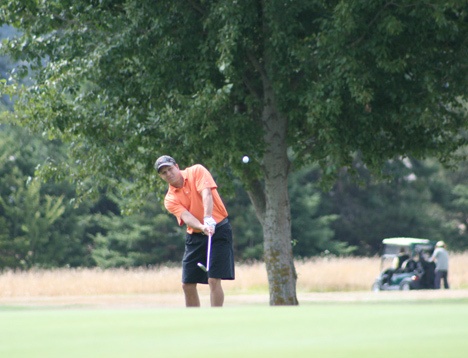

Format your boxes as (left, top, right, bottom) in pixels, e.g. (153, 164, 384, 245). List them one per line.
(380, 237, 436, 261)
(382, 237, 432, 246)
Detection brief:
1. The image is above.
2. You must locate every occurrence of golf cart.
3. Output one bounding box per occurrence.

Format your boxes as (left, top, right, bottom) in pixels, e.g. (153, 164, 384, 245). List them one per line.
(371, 237, 437, 291)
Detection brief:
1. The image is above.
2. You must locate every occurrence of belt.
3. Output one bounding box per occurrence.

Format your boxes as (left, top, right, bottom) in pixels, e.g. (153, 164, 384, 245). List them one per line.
(216, 217, 229, 228)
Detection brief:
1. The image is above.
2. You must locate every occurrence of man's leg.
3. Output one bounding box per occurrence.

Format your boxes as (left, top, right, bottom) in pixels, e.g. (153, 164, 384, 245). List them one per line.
(183, 283, 200, 307)
(434, 271, 442, 289)
(208, 278, 224, 307)
(442, 271, 449, 289)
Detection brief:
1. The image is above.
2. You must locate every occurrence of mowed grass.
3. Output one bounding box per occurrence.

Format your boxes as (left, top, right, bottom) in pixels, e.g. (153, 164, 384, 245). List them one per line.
(1, 302, 468, 358)
(1, 254, 468, 357)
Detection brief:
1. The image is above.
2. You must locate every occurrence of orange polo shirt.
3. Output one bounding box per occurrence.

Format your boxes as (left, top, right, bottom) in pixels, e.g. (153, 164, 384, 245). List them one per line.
(164, 164, 228, 234)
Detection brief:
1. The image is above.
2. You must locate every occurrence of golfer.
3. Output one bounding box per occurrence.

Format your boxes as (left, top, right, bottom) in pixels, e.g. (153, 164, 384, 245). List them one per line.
(155, 155, 235, 307)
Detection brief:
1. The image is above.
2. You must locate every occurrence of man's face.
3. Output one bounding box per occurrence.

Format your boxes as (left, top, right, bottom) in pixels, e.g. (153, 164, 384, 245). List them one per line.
(158, 164, 182, 187)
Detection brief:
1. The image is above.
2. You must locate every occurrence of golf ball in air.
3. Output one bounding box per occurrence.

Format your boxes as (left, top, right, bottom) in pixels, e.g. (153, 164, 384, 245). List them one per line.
(242, 156, 250, 163)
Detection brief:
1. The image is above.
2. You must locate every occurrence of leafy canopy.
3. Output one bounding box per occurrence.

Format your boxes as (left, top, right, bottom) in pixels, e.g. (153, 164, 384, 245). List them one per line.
(1, 0, 467, 199)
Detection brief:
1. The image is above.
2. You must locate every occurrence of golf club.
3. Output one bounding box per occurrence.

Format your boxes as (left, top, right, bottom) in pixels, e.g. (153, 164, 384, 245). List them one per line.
(197, 233, 212, 272)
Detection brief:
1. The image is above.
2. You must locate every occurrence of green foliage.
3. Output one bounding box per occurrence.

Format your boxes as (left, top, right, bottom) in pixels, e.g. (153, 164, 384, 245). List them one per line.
(224, 180, 264, 260)
(452, 185, 468, 210)
(3, 121, 468, 268)
(1, 1, 468, 305)
(0, 125, 98, 268)
(10, 179, 65, 268)
(3, 0, 466, 196)
(324, 155, 468, 255)
(90, 194, 185, 268)
(294, 1, 468, 179)
(289, 164, 354, 256)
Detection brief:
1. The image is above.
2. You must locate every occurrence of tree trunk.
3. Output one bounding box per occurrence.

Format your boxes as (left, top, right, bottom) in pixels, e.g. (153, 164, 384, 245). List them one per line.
(260, 84, 298, 306)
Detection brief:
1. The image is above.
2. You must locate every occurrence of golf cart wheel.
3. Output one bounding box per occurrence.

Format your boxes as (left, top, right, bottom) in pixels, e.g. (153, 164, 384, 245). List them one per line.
(399, 282, 411, 291)
(371, 282, 381, 292)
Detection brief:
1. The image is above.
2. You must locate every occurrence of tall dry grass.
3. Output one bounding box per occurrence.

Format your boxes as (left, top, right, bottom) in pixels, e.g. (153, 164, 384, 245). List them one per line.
(1, 252, 467, 298)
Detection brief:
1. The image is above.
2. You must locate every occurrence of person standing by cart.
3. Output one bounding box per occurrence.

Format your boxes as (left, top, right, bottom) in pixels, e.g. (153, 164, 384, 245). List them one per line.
(429, 241, 450, 289)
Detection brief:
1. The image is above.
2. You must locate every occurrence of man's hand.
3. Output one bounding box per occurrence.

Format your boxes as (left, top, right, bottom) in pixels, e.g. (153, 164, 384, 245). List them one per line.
(204, 216, 216, 235)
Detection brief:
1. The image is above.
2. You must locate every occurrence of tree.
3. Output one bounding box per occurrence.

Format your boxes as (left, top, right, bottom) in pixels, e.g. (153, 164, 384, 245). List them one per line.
(1, 25, 21, 111)
(324, 157, 460, 255)
(0, 123, 117, 268)
(1, 1, 467, 304)
(90, 193, 185, 268)
(289, 164, 348, 257)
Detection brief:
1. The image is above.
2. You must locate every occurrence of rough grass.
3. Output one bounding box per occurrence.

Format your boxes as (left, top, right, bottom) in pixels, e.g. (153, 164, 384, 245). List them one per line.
(1, 252, 467, 298)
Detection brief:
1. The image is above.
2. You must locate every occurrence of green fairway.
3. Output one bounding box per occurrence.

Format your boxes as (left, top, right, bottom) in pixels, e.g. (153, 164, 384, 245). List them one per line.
(1, 301, 467, 358)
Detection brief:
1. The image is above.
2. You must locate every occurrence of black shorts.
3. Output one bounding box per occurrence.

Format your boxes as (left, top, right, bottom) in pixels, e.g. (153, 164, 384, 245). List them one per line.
(182, 220, 235, 284)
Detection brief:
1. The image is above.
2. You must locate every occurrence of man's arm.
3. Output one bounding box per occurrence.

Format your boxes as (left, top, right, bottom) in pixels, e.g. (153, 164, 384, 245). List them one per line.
(180, 210, 210, 234)
(201, 187, 216, 234)
(201, 188, 213, 217)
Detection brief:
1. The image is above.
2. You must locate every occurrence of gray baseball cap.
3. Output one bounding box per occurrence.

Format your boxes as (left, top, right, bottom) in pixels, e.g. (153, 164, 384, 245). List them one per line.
(154, 155, 176, 172)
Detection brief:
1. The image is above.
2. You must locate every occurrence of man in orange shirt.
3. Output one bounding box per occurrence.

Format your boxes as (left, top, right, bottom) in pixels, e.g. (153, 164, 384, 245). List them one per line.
(155, 155, 235, 307)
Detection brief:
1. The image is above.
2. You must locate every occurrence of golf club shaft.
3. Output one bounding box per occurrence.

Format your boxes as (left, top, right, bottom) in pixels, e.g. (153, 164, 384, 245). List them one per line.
(206, 233, 212, 272)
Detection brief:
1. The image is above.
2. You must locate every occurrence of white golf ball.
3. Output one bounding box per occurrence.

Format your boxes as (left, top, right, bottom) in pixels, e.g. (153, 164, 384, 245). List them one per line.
(242, 155, 250, 163)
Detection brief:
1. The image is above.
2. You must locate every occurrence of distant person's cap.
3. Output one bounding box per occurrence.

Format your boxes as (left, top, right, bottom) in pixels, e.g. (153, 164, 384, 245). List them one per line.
(436, 241, 445, 247)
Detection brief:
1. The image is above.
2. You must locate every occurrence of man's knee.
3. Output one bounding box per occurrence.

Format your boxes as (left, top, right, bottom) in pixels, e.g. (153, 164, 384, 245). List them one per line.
(208, 278, 222, 288)
(183, 283, 197, 293)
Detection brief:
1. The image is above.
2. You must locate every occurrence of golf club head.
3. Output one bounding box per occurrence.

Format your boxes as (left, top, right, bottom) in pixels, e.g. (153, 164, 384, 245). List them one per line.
(197, 262, 207, 272)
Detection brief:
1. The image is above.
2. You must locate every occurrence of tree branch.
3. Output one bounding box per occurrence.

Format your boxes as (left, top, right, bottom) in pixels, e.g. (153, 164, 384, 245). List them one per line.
(246, 179, 266, 226)
(186, 0, 205, 16)
(242, 73, 262, 101)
